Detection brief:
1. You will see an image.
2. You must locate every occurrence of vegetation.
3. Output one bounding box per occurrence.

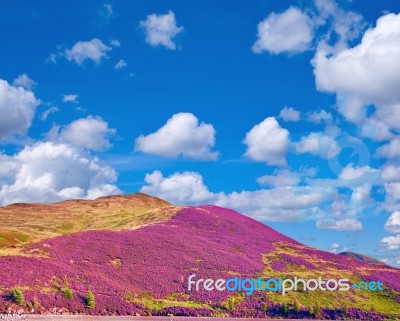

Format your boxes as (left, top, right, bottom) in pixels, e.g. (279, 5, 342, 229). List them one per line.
(282, 302, 288, 315)
(86, 290, 95, 309)
(12, 289, 25, 306)
(62, 288, 73, 299)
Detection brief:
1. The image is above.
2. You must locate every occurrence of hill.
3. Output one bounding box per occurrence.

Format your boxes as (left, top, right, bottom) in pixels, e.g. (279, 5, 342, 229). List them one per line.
(339, 252, 384, 265)
(0, 193, 176, 255)
(0, 195, 399, 319)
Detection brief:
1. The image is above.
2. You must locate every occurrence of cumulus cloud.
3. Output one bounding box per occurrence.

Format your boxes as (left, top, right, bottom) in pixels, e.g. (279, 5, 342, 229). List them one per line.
(381, 164, 400, 183)
(0, 79, 40, 141)
(141, 170, 331, 222)
(257, 169, 301, 187)
(383, 182, 400, 209)
(384, 211, 400, 234)
(380, 234, 400, 251)
(314, 0, 365, 46)
(307, 109, 332, 123)
(65, 39, 111, 64)
(141, 170, 215, 205)
(257, 167, 316, 187)
(57, 116, 116, 152)
(294, 132, 340, 159)
(316, 218, 363, 231)
(340, 165, 376, 181)
(140, 11, 183, 50)
(313, 13, 400, 127)
(243, 117, 289, 166)
(377, 139, 400, 159)
(12, 74, 37, 90)
(252, 7, 313, 54)
(0, 142, 120, 205)
(135, 113, 218, 160)
(279, 107, 301, 122)
(360, 116, 393, 141)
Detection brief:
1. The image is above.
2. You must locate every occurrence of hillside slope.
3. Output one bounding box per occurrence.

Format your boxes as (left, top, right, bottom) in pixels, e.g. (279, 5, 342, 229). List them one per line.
(0, 193, 177, 255)
(0, 198, 399, 319)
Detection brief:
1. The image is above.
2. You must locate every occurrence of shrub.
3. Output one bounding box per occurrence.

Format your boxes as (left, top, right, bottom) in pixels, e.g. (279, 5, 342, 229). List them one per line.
(86, 290, 95, 309)
(12, 289, 25, 306)
(282, 302, 288, 315)
(62, 288, 73, 299)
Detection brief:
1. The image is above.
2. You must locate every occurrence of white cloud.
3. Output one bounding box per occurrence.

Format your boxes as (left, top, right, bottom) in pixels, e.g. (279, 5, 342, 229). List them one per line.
(314, 165, 379, 190)
(330, 243, 340, 253)
(314, 0, 365, 46)
(41, 106, 59, 121)
(384, 211, 400, 234)
(0, 142, 119, 205)
(257, 169, 301, 187)
(380, 234, 400, 251)
(377, 139, 400, 159)
(0, 79, 40, 141)
(63, 94, 78, 103)
(316, 218, 363, 231)
(12, 74, 37, 90)
(381, 164, 400, 182)
(135, 113, 218, 160)
(140, 11, 183, 50)
(141, 170, 331, 222)
(307, 109, 332, 123)
(110, 40, 121, 47)
(216, 188, 325, 222)
(65, 39, 111, 64)
(279, 106, 301, 122)
(360, 116, 393, 141)
(339, 165, 376, 181)
(294, 132, 340, 159)
(252, 7, 313, 54)
(313, 13, 400, 127)
(329, 242, 348, 254)
(141, 170, 214, 205)
(243, 117, 289, 166)
(115, 59, 127, 70)
(257, 167, 316, 187)
(58, 116, 116, 152)
(350, 185, 371, 203)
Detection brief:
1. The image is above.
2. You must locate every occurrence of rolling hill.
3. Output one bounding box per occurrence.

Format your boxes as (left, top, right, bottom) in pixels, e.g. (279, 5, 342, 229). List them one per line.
(0, 194, 399, 319)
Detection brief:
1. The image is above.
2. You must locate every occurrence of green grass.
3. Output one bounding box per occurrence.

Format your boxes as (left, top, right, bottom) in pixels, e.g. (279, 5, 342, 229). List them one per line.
(124, 292, 206, 310)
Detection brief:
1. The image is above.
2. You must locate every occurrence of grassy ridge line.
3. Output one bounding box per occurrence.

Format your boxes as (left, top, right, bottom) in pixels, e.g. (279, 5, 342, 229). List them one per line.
(0, 193, 179, 256)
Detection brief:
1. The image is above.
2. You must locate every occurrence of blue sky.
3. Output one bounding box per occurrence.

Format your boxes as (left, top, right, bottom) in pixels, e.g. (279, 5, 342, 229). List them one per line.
(0, 0, 400, 266)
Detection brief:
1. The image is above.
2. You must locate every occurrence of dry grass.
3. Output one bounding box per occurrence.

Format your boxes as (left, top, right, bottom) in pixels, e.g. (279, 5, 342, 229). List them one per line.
(0, 193, 180, 255)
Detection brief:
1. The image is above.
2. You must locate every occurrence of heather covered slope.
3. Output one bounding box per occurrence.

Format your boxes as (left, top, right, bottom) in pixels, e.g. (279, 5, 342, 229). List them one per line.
(0, 203, 399, 319)
(0, 193, 176, 255)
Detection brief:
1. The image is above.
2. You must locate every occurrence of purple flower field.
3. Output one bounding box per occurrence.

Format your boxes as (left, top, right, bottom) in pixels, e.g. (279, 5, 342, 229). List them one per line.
(0, 205, 399, 319)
